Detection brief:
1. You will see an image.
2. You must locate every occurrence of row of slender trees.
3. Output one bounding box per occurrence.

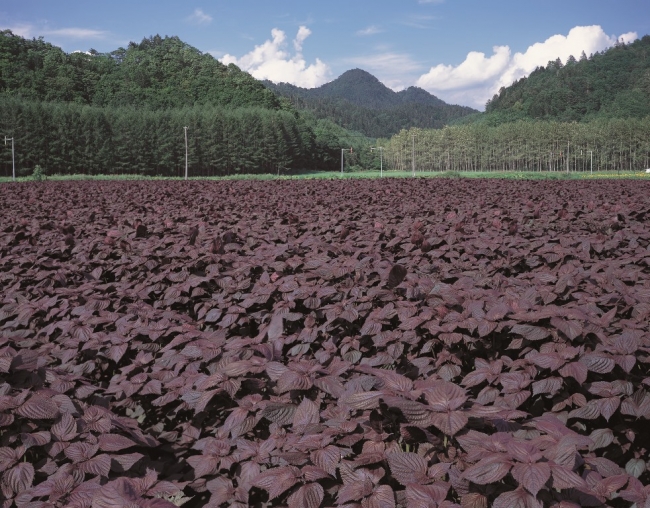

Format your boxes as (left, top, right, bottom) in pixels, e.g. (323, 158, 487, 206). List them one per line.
(0, 98, 364, 177)
(3, 99, 649, 177)
(380, 118, 650, 173)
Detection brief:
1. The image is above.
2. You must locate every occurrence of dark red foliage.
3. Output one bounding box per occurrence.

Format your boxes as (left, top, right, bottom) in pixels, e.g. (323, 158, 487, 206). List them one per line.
(1, 178, 649, 507)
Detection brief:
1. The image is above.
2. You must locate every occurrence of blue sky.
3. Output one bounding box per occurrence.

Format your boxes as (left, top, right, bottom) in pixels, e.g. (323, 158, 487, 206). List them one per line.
(2, 0, 647, 109)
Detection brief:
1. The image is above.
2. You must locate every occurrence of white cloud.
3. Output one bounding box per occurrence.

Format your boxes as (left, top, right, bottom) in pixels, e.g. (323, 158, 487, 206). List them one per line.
(293, 25, 310, 52)
(356, 25, 382, 36)
(619, 31, 637, 44)
(187, 8, 213, 26)
(402, 15, 437, 29)
(5, 23, 35, 38)
(44, 28, 108, 39)
(6, 24, 107, 40)
(417, 45, 511, 91)
(416, 25, 638, 110)
(221, 26, 331, 89)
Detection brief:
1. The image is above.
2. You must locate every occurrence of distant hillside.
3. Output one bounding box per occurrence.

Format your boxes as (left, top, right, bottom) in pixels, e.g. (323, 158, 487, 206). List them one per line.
(485, 34, 650, 122)
(0, 31, 382, 176)
(264, 69, 477, 138)
(0, 30, 281, 109)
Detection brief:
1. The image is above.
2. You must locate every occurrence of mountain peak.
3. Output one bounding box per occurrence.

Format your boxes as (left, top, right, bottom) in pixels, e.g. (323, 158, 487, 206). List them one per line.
(263, 68, 478, 137)
(397, 86, 445, 107)
(317, 68, 399, 109)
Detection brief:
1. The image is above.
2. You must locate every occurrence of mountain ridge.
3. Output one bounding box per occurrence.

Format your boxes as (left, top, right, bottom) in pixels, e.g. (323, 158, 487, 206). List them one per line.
(263, 68, 477, 137)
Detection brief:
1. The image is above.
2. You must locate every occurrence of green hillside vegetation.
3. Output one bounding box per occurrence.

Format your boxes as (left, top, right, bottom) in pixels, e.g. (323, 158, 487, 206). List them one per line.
(484, 35, 650, 122)
(0, 31, 373, 176)
(0, 30, 280, 109)
(264, 69, 477, 138)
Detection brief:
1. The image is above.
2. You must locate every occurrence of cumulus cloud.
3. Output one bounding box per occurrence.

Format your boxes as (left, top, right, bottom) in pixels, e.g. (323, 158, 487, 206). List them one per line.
(293, 25, 310, 52)
(221, 26, 331, 89)
(416, 25, 638, 109)
(187, 8, 212, 26)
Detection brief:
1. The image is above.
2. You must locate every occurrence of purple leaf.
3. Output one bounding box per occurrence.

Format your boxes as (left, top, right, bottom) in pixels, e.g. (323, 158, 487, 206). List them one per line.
(267, 314, 284, 340)
(292, 398, 320, 429)
(405, 482, 450, 507)
(511, 462, 551, 496)
(310, 445, 340, 476)
(387, 264, 407, 289)
(341, 391, 383, 410)
(98, 434, 137, 452)
(558, 361, 588, 384)
(549, 463, 589, 491)
(580, 353, 615, 374)
(288, 483, 325, 508)
(387, 452, 429, 486)
(78, 454, 112, 477)
(510, 324, 550, 342)
(429, 410, 468, 436)
(262, 403, 297, 425)
(463, 455, 512, 485)
(361, 484, 396, 508)
(15, 394, 59, 419)
(92, 477, 140, 508)
(492, 488, 543, 508)
(423, 381, 467, 411)
(3, 462, 34, 494)
(187, 454, 218, 478)
(253, 466, 301, 500)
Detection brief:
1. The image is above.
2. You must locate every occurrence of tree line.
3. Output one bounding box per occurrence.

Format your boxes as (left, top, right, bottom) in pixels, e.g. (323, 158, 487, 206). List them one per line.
(0, 97, 377, 177)
(379, 118, 650, 173)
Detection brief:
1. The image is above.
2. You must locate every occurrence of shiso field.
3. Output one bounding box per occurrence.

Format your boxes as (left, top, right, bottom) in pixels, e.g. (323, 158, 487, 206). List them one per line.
(1, 178, 650, 507)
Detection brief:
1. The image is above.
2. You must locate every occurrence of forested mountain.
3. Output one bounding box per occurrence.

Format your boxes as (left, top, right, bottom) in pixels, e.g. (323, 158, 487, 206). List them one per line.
(0, 31, 375, 176)
(263, 69, 477, 138)
(0, 30, 280, 109)
(484, 35, 650, 122)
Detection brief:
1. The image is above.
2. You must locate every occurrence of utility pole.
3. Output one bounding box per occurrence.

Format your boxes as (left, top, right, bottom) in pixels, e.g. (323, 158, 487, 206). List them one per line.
(589, 150, 593, 175)
(371, 147, 383, 177)
(567, 141, 570, 173)
(184, 126, 188, 180)
(412, 133, 416, 177)
(4, 136, 14, 182)
(341, 148, 352, 175)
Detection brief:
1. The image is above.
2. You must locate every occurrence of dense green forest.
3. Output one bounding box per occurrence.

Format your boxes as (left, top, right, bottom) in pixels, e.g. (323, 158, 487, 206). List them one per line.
(380, 117, 650, 173)
(0, 31, 375, 176)
(264, 69, 477, 138)
(0, 95, 377, 176)
(0, 30, 280, 109)
(484, 35, 650, 123)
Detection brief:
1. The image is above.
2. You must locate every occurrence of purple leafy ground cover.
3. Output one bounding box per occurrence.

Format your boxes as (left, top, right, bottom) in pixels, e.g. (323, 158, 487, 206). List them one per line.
(1, 178, 649, 507)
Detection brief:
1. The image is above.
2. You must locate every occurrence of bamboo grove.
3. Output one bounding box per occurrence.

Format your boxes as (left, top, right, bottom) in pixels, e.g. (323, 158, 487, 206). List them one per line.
(381, 118, 650, 173)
